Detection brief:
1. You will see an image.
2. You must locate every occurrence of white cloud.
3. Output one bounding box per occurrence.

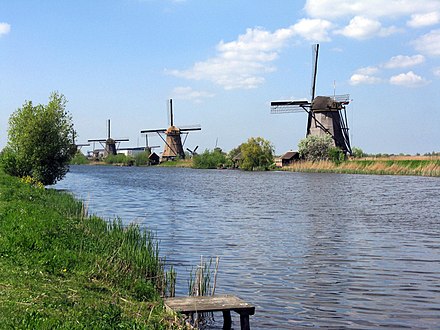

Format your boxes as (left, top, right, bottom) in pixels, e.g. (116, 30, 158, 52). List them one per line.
(433, 67, 440, 77)
(0, 22, 11, 36)
(292, 18, 333, 42)
(412, 29, 440, 56)
(356, 66, 380, 75)
(389, 71, 429, 87)
(349, 74, 381, 86)
(171, 86, 214, 103)
(305, 0, 440, 19)
(349, 66, 382, 85)
(169, 25, 307, 90)
(383, 55, 425, 69)
(334, 16, 398, 39)
(407, 12, 440, 28)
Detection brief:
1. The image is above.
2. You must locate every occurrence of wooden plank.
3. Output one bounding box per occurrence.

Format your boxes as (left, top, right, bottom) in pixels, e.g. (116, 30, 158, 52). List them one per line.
(164, 295, 255, 315)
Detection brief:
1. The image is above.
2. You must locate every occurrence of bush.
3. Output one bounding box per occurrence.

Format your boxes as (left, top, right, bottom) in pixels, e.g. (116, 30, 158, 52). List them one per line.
(352, 147, 366, 158)
(298, 135, 333, 161)
(328, 147, 345, 165)
(134, 152, 150, 166)
(104, 154, 133, 166)
(193, 149, 227, 169)
(236, 137, 274, 171)
(1, 92, 74, 185)
(70, 152, 90, 165)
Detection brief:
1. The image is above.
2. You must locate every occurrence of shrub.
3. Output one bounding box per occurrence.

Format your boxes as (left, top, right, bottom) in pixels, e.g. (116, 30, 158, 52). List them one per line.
(328, 147, 345, 165)
(2, 92, 74, 185)
(298, 135, 333, 161)
(70, 152, 90, 165)
(193, 149, 227, 169)
(134, 151, 150, 166)
(236, 137, 274, 171)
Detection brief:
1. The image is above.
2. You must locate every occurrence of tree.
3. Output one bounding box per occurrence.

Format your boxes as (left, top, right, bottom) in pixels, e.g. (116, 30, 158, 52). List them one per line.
(298, 135, 333, 161)
(237, 137, 274, 171)
(2, 92, 75, 185)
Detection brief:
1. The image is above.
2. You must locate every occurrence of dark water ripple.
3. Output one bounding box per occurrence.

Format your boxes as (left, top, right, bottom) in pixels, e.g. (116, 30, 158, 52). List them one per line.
(55, 166, 440, 329)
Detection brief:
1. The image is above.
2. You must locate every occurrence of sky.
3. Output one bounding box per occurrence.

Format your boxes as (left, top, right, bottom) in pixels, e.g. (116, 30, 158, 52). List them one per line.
(1, 0, 440, 155)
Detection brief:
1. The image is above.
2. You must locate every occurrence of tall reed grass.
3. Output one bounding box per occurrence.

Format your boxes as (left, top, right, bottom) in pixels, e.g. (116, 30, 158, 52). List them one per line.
(283, 158, 440, 176)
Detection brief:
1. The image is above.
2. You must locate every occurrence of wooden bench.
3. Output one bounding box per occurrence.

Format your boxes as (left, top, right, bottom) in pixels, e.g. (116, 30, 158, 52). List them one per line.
(164, 294, 255, 330)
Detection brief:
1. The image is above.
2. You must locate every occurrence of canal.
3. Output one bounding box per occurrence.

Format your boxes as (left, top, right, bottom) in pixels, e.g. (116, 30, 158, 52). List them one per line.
(55, 165, 440, 329)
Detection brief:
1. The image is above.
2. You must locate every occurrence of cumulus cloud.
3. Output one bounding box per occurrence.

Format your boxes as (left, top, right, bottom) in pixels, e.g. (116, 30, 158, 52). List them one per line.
(169, 22, 336, 90)
(350, 74, 381, 86)
(412, 29, 440, 56)
(171, 86, 214, 103)
(407, 12, 440, 28)
(0, 22, 11, 36)
(334, 16, 398, 39)
(305, 0, 440, 19)
(434, 67, 440, 77)
(349, 66, 382, 85)
(292, 18, 333, 42)
(383, 55, 425, 68)
(389, 71, 429, 87)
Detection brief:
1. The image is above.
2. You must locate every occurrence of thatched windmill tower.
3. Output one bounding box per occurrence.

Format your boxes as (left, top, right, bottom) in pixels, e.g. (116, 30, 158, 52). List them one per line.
(270, 44, 352, 155)
(141, 99, 201, 161)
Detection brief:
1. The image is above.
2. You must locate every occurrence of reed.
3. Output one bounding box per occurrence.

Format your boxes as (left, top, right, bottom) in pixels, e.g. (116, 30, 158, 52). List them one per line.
(282, 158, 440, 177)
(0, 169, 182, 328)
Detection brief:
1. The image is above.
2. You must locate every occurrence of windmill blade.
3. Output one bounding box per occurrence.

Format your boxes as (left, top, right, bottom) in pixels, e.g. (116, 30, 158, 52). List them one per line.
(310, 44, 319, 101)
(193, 145, 199, 153)
(140, 128, 167, 133)
(307, 44, 319, 136)
(180, 125, 201, 132)
(270, 100, 311, 114)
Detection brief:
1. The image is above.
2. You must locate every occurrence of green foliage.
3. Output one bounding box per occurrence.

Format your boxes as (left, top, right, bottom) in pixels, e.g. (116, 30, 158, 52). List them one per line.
(70, 152, 90, 165)
(328, 147, 346, 165)
(298, 134, 334, 161)
(352, 147, 366, 158)
(0, 169, 182, 328)
(237, 137, 274, 171)
(104, 153, 134, 166)
(1, 92, 74, 185)
(192, 148, 227, 169)
(134, 151, 150, 166)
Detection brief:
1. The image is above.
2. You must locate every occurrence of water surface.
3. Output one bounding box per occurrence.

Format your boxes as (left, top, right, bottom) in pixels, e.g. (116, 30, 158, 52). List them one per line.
(55, 166, 440, 329)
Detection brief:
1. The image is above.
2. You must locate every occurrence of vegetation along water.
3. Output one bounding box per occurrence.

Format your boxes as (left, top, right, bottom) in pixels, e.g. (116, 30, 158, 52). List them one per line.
(0, 169, 185, 329)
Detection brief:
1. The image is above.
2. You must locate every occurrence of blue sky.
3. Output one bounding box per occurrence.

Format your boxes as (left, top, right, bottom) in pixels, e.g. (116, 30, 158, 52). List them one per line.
(1, 0, 439, 155)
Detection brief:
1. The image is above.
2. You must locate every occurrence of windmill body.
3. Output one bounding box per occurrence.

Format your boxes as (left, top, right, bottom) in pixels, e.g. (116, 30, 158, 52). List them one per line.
(271, 44, 352, 155)
(141, 99, 201, 162)
(88, 119, 129, 158)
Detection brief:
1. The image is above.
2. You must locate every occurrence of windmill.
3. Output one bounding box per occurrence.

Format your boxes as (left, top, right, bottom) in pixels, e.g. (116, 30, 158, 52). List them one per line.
(270, 44, 352, 155)
(88, 119, 129, 158)
(140, 99, 201, 161)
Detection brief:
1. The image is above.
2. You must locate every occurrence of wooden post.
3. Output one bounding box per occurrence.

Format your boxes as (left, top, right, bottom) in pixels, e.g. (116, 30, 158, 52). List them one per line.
(239, 313, 251, 330)
(222, 310, 232, 329)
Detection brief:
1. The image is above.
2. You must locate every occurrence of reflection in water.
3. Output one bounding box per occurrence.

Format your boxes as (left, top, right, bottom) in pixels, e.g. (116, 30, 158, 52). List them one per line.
(55, 166, 440, 329)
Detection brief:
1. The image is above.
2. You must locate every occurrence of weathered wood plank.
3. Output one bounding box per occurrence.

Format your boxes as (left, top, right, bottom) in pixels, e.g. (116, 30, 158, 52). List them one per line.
(165, 295, 255, 315)
(165, 295, 255, 330)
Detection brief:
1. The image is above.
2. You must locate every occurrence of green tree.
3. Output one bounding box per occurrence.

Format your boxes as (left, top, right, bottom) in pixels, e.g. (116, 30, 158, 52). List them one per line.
(193, 148, 227, 169)
(298, 135, 333, 161)
(238, 137, 274, 171)
(352, 147, 365, 158)
(2, 92, 74, 185)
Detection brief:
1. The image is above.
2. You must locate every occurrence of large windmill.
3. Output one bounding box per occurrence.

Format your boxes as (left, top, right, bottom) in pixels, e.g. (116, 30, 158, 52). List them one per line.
(88, 119, 129, 158)
(140, 99, 201, 161)
(271, 44, 352, 155)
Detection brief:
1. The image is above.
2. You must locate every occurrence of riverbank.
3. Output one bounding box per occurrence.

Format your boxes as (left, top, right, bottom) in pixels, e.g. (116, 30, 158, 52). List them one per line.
(280, 156, 440, 177)
(0, 170, 185, 329)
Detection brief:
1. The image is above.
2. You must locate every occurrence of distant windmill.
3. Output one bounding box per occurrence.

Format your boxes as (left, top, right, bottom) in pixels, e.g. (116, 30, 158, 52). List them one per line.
(140, 99, 201, 161)
(270, 44, 352, 155)
(88, 119, 129, 157)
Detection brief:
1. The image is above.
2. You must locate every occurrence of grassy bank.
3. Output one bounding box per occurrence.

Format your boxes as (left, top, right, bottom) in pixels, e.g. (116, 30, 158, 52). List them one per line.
(281, 156, 440, 177)
(0, 170, 185, 329)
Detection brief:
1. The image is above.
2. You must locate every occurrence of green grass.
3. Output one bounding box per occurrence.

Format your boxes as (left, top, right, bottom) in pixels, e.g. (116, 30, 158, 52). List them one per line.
(0, 169, 185, 329)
